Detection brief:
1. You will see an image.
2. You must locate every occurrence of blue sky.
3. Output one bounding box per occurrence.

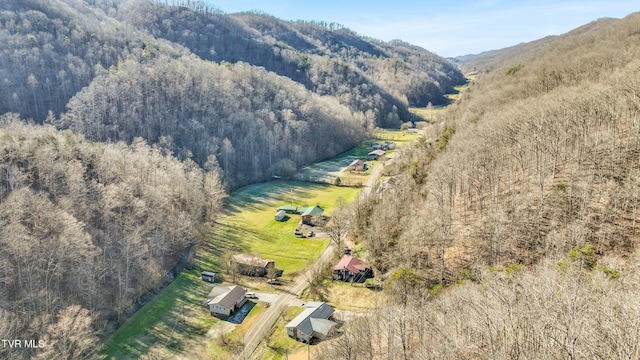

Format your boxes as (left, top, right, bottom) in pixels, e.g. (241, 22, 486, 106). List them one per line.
(205, 1, 638, 57)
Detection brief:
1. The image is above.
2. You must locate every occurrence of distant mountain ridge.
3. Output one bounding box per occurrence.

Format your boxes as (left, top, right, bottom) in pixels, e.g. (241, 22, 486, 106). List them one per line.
(0, 0, 465, 187)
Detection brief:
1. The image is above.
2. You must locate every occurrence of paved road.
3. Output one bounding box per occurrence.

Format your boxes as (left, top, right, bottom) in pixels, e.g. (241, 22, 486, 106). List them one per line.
(362, 160, 385, 197)
(235, 240, 337, 359)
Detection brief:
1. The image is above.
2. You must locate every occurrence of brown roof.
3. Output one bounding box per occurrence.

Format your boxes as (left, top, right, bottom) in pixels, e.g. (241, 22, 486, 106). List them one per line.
(232, 254, 272, 268)
(333, 256, 369, 274)
(349, 159, 364, 167)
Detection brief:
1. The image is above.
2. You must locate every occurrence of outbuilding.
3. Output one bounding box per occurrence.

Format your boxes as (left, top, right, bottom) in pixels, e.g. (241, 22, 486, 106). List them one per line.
(277, 205, 298, 214)
(275, 209, 286, 221)
(201, 271, 217, 283)
(231, 254, 281, 277)
(347, 159, 366, 172)
(367, 150, 386, 161)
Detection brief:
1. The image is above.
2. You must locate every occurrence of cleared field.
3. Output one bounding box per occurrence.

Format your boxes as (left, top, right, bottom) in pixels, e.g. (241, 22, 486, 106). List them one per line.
(295, 129, 417, 184)
(215, 181, 361, 276)
(102, 181, 360, 359)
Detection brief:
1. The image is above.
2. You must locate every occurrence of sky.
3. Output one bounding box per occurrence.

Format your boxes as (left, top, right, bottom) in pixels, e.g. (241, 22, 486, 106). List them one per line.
(204, 1, 638, 57)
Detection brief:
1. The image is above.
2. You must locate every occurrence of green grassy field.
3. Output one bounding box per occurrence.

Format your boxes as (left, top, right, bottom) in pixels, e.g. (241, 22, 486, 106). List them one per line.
(216, 181, 360, 275)
(409, 83, 468, 122)
(102, 181, 361, 359)
(296, 130, 417, 184)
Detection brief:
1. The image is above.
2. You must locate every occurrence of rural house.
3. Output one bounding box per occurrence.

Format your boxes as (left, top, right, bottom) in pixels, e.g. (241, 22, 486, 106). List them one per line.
(231, 254, 281, 277)
(285, 302, 336, 343)
(205, 285, 247, 317)
(300, 205, 324, 224)
(381, 141, 396, 150)
(333, 255, 374, 283)
(367, 149, 386, 160)
(347, 159, 366, 172)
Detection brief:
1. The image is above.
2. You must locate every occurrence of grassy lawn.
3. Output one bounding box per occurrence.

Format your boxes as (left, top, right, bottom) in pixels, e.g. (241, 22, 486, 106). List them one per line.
(102, 181, 361, 358)
(218, 181, 360, 276)
(102, 270, 218, 359)
(325, 281, 384, 311)
(373, 128, 418, 145)
(294, 139, 378, 182)
(296, 130, 417, 185)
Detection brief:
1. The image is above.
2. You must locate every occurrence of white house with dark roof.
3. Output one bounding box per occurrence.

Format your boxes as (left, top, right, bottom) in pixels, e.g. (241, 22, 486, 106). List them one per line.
(285, 302, 336, 343)
(205, 285, 247, 317)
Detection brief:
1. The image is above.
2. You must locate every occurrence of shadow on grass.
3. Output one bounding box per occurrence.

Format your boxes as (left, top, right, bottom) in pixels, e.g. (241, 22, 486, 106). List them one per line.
(224, 181, 330, 216)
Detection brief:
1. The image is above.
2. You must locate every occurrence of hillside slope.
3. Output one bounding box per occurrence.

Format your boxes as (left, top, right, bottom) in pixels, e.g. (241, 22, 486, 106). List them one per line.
(0, 115, 224, 360)
(319, 11, 640, 358)
(0, 0, 464, 188)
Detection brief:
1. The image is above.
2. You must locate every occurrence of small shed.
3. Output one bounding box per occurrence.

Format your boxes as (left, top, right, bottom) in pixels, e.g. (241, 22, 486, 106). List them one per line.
(201, 271, 217, 283)
(275, 210, 286, 221)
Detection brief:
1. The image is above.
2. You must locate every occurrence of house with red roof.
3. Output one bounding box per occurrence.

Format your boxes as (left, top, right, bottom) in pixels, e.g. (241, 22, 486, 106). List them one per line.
(333, 255, 374, 283)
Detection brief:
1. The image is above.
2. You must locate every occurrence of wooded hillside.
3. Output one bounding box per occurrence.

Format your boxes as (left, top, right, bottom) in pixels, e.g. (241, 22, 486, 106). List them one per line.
(0, 0, 464, 188)
(321, 11, 640, 359)
(0, 115, 224, 359)
(0, 0, 464, 357)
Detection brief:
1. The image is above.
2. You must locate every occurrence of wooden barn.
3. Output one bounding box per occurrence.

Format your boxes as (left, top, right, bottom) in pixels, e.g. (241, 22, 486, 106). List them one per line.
(231, 254, 281, 277)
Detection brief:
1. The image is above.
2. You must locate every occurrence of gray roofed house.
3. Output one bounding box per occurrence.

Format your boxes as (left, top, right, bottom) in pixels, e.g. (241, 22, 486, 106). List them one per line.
(285, 302, 336, 343)
(205, 285, 247, 317)
(367, 149, 386, 160)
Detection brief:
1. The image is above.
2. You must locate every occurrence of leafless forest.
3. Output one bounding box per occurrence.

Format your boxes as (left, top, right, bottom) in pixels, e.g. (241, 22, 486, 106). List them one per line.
(0, 116, 225, 359)
(0, 0, 465, 358)
(317, 12, 640, 360)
